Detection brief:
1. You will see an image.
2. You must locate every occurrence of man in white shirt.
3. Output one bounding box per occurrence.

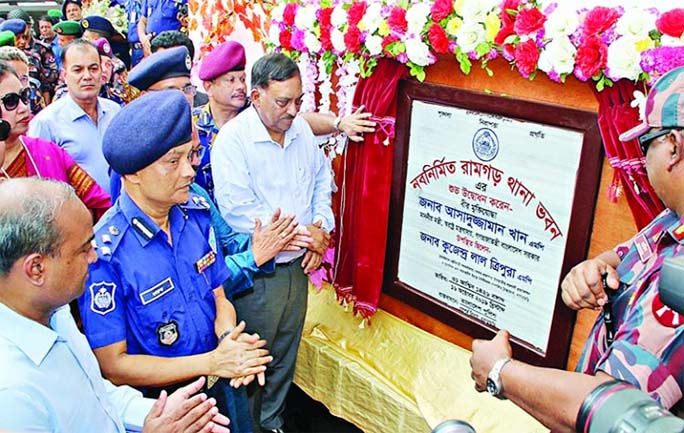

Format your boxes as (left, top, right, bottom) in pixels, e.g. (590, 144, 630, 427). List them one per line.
(0, 177, 230, 433)
(211, 53, 334, 433)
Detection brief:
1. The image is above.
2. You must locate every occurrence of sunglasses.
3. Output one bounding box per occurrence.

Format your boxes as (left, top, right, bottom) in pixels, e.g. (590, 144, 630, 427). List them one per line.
(1, 88, 30, 111)
(638, 129, 672, 156)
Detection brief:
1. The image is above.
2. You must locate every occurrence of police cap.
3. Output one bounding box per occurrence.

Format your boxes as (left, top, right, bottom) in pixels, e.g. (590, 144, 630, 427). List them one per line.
(128, 46, 191, 91)
(103, 90, 192, 175)
(0, 19, 26, 36)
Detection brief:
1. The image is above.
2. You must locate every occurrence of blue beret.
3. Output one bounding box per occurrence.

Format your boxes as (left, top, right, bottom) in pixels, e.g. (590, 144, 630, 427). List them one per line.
(199, 41, 246, 81)
(0, 19, 26, 35)
(103, 90, 192, 175)
(62, 0, 82, 18)
(128, 46, 191, 91)
(81, 15, 115, 37)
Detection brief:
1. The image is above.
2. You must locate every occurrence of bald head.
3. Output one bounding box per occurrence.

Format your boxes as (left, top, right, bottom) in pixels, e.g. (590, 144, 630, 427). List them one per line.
(0, 178, 78, 276)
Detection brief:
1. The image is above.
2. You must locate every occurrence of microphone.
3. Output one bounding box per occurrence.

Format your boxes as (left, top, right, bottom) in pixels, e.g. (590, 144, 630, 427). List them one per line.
(659, 257, 684, 316)
(431, 420, 476, 433)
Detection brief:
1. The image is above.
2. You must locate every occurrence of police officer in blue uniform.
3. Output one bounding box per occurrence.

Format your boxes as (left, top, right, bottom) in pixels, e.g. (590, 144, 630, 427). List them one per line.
(78, 90, 275, 433)
(110, 46, 312, 299)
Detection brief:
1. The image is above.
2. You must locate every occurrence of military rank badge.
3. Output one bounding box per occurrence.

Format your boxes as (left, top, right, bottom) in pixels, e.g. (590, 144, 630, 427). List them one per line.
(195, 251, 216, 273)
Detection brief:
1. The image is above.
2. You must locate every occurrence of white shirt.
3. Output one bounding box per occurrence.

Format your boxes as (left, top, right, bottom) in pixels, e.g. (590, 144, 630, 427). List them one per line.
(212, 106, 334, 263)
(0, 303, 154, 432)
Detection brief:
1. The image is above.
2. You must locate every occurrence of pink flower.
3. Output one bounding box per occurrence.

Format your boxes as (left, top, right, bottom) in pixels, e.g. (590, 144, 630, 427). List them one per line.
(283, 3, 298, 27)
(428, 23, 450, 53)
(388, 7, 408, 33)
(514, 7, 546, 35)
(574, 36, 607, 81)
(656, 8, 684, 38)
(431, 0, 453, 22)
(348, 1, 367, 27)
(514, 39, 539, 78)
(291, 29, 306, 51)
(344, 26, 362, 53)
(582, 6, 620, 36)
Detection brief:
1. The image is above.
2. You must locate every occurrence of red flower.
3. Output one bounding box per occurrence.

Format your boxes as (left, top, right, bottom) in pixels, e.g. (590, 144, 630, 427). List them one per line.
(428, 23, 450, 54)
(431, 0, 453, 22)
(348, 1, 367, 27)
(318, 7, 333, 28)
(388, 7, 408, 33)
(514, 39, 539, 78)
(283, 3, 298, 27)
(500, 0, 523, 27)
(583, 6, 620, 36)
(514, 7, 546, 35)
(279, 29, 293, 51)
(574, 36, 607, 80)
(495, 23, 514, 45)
(656, 8, 684, 38)
(344, 26, 362, 53)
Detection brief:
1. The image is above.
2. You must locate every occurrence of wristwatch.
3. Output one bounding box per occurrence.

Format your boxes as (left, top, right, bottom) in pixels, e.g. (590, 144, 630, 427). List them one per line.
(486, 357, 512, 399)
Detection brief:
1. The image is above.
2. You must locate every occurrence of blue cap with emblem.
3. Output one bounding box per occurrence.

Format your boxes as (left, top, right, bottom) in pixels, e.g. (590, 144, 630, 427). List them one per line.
(0, 19, 27, 35)
(128, 46, 192, 91)
(81, 15, 116, 38)
(103, 90, 192, 175)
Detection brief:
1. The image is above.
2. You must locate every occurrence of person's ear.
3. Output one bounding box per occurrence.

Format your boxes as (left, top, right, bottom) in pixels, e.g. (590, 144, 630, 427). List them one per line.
(668, 130, 684, 172)
(250, 87, 261, 107)
(23, 253, 46, 286)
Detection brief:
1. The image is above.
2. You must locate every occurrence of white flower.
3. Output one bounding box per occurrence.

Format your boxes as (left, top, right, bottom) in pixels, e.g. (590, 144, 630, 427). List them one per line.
(331, 29, 346, 53)
(455, 21, 486, 53)
(538, 36, 577, 75)
(365, 34, 383, 56)
(460, 0, 496, 23)
(360, 2, 383, 34)
(615, 8, 656, 40)
(304, 32, 322, 53)
(406, 2, 431, 34)
(295, 5, 318, 30)
(331, 4, 347, 28)
(405, 37, 432, 66)
(661, 34, 684, 47)
(270, 4, 285, 23)
(544, 6, 579, 39)
(268, 23, 281, 46)
(606, 37, 642, 81)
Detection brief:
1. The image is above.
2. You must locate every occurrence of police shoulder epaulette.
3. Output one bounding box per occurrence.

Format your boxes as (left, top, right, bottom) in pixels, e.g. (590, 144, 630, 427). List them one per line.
(182, 192, 211, 211)
(93, 212, 128, 261)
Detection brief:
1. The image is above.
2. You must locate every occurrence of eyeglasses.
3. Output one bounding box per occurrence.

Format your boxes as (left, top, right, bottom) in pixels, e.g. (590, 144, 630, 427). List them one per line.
(188, 145, 205, 163)
(638, 129, 673, 156)
(149, 84, 197, 97)
(1, 87, 30, 111)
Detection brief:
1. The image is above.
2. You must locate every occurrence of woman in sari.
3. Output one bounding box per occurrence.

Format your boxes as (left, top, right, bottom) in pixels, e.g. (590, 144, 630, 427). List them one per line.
(0, 60, 110, 220)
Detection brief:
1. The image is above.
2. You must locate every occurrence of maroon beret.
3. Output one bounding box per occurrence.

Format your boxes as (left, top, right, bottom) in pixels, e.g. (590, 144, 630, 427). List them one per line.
(199, 41, 246, 81)
(93, 37, 112, 58)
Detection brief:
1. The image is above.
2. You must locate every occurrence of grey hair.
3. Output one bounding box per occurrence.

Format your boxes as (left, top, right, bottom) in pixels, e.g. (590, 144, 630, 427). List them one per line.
(0, 47, 29, 65)
(0, 179, 78, 276)
(250, 53, 300, 90)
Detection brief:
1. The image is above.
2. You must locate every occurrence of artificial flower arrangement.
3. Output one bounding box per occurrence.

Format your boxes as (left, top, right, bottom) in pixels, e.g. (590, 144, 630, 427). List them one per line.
(267, 0, 684, 91)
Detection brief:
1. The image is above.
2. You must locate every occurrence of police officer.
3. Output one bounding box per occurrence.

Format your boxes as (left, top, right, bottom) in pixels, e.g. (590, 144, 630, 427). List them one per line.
(78, 90, 275, 433)
(118, 45, 312, 298)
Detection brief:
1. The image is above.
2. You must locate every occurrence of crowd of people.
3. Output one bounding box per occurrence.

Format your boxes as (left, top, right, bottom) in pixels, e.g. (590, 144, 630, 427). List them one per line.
(0, 2, 683, 433)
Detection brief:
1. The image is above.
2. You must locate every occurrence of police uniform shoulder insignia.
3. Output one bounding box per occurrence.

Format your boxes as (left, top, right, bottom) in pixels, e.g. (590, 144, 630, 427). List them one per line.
(157, 320, 180, 346)
(101, 233, 112, 244)
(109, 225, 120, 236)
(131, 217, 155, 240)
(89, 281, 116, 315)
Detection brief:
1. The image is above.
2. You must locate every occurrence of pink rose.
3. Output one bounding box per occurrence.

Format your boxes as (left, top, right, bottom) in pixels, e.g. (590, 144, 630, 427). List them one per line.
(514, 7, 546, 35)
(514, 39, 539, 78)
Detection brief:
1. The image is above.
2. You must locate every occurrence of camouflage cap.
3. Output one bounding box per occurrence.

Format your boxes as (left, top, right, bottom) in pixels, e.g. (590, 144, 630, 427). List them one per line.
(620, 67, 684, 142)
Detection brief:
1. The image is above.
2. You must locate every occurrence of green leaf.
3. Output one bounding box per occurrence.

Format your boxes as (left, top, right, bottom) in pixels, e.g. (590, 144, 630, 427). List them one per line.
(386, 41, 405, 57)
(503, 34, 518, 45)
(475, 42, 490, 58)
(408, 62, 426, 81)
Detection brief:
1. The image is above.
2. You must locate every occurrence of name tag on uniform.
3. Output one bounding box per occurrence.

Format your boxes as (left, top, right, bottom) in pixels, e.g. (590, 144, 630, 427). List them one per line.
(140, 277, 175, 305)
(634, 233, 653, 263)
(195, 251, 216, 274)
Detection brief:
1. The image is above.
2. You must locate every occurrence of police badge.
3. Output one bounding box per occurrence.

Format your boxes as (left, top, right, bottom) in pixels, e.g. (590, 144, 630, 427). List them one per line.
(472, 127, 500, 162)
(89, 281, 116, 315)
(157, 321, 180, 346)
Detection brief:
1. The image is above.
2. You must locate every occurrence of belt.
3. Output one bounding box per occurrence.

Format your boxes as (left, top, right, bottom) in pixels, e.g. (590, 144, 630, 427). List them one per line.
(276, 256, 304, 267)
(130, 42, 143, 49)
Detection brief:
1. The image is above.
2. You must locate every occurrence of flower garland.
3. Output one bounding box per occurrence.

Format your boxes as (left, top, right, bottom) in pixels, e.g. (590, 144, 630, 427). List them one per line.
(267, 0, 684, 91)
